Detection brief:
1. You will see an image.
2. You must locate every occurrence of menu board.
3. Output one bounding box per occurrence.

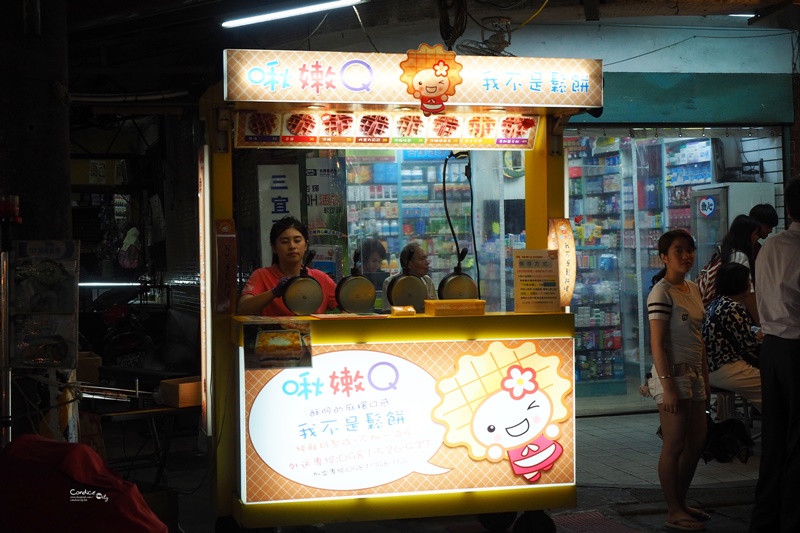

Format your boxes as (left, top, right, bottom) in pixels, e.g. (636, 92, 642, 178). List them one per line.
(235, 110, 538, 150)
(513, 249, 561, 313)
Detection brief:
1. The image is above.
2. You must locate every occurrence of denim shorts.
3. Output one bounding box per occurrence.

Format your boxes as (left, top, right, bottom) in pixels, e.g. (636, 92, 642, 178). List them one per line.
(647, 364, 707, 404)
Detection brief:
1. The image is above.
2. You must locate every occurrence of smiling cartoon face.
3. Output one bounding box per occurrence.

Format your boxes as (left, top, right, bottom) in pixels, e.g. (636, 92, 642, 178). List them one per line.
(412, 68, 449, 99)
(472, 389, 553, 461)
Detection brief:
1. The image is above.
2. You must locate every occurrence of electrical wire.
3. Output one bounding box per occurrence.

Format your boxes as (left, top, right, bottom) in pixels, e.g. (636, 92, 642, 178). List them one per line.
(512, 0, 549, 32)
(473, 0, 530, 9)
(439, 0, 468, 50)
(292, 13, 329, 50)
(441, 155, 461, 256)
(604, 31, 792, 66)
(466, 163, 481, 299)
(353, 6, 380, 52)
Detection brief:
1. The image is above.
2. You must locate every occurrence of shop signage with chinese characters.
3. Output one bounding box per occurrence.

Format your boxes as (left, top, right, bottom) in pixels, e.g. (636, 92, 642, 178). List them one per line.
(241, 337, 574, 503)
(225, 46, 602, 150)
(224, 48, 602, 108)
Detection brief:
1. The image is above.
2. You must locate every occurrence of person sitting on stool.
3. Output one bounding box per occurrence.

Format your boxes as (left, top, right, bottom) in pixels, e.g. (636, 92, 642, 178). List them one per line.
(702, 262, 762, 413)
(381, 242, 437, 312)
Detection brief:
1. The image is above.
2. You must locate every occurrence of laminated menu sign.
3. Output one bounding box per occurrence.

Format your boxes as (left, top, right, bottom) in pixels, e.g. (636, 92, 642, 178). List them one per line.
(235, 110, 539, 150)
(513, 249, 560, 312)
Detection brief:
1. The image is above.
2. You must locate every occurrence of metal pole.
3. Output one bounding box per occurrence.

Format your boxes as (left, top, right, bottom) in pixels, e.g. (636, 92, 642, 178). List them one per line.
(1, 251, 12, 447)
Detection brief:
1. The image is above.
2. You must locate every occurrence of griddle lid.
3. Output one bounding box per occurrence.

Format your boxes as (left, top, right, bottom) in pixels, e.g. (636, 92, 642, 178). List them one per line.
(387, 274, 427, 313)
(283, 276, 323, 315)
(438, 272, 478, 300)
(336, 275, 376, 314)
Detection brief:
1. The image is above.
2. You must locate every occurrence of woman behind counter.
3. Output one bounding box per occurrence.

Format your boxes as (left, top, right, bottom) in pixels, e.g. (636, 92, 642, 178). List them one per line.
(646, 229, 710, 532)
(237, 216, 337, 316)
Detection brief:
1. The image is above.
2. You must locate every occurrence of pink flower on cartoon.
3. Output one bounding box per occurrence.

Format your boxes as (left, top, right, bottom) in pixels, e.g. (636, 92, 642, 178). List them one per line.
(502, 365, 538, 399)
(433, 60, 449, 77)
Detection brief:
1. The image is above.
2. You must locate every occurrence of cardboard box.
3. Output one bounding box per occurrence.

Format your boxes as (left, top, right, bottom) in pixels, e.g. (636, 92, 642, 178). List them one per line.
(77, 351, 102, 384)
(160, 376, 201, 408)
(424, 299, 485, 316)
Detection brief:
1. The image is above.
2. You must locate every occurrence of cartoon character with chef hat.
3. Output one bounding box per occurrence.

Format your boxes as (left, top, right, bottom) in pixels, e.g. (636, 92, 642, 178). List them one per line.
(399, 43, 463, 116)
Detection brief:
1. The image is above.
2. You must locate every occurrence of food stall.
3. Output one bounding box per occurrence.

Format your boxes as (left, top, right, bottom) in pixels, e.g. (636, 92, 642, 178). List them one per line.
(199, 45, 602, 529)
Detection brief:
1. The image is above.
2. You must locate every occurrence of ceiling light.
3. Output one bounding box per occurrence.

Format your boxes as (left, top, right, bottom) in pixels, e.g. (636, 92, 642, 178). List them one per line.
(222, 0, 370, 28)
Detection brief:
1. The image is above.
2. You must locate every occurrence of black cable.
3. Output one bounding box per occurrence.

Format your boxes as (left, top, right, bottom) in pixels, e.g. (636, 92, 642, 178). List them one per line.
(466, 163, 481, 299)
(442, 154, 461, 256)
(439, 0, 468, 50)
(353, 6, 380, 52)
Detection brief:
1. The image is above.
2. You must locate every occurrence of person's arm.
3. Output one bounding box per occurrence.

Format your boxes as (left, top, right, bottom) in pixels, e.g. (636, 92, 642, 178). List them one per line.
(743, 292, 760, 327)
(381, 276, 392, 312)
(727, 301, 761, 355)
(650, 318, 678, 413)
(236, 277, 289, 315)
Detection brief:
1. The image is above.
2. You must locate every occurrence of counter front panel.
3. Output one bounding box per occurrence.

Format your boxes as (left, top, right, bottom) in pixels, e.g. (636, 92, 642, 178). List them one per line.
(234, 314, 575, 526)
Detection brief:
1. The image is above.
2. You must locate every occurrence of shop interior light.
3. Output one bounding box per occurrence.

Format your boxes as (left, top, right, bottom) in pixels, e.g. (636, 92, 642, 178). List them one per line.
(222, 0, 371, 28)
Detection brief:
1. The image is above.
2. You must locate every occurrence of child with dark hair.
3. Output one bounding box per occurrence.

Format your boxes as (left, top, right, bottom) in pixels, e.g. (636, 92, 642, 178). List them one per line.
(702, 263, 762, 412)
(360, 238, 387, 273)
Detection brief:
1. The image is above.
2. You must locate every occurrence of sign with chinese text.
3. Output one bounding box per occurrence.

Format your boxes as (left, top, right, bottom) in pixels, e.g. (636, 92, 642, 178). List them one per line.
(225, 48, 602, 109)
(257, 165, 302, 265)
(698, 196, 716, 218)
(235, 109, 540, 150)
(242, 336, 573, 503)
(513, 249, 561, 312)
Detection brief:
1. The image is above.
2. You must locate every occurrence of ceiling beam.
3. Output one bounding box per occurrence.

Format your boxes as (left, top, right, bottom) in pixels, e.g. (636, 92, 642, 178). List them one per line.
(583, 0, 600, 21)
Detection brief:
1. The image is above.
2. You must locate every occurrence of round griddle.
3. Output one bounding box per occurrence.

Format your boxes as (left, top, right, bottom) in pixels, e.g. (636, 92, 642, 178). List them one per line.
(336, 275, 376, 314)
(283, 276, 323, 315)
(438, 271, 478, 300)
(387, 274, 427, 313)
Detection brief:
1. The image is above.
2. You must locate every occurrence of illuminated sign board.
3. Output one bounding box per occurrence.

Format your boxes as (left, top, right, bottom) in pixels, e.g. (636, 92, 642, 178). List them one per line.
(240, 329, 574, 504)
(224, 46, 602, 109)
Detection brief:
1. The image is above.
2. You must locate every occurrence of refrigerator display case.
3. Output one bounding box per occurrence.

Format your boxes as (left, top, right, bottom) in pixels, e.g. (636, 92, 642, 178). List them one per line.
(690, 182, 776, 273)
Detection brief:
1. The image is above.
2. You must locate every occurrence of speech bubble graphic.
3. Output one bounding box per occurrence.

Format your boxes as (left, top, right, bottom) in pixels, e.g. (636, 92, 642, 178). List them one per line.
(249, 349, 449, 491)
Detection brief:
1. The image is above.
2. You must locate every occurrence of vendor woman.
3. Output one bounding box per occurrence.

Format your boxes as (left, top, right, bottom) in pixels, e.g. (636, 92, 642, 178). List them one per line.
(237, 216, 337, 316)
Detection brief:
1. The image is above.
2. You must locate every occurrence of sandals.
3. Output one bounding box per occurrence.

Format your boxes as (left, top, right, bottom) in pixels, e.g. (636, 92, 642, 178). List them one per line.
(665, 518, 706, 531)
(688, 509, 711, 522)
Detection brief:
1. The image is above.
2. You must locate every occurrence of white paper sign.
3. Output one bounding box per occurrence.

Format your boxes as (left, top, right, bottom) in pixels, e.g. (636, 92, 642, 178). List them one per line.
(513, 249, 560, 312)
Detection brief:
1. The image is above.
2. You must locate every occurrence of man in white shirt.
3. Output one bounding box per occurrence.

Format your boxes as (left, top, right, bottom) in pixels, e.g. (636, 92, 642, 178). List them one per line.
(750, 179, 800, 533)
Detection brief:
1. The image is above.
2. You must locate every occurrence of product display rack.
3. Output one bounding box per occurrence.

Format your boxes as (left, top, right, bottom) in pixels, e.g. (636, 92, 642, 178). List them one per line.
(345, 149, 473, 278)
(663, 138, 715, 232)
(565, 138, 626, 397)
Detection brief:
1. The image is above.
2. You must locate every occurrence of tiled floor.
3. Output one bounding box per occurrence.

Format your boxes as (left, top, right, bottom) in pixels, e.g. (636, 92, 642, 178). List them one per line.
(576, 412, 760, 487)
(98, 405, 761, 532)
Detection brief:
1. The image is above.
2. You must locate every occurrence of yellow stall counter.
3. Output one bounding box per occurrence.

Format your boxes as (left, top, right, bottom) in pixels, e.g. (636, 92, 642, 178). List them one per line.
(230, 313, 576, 529)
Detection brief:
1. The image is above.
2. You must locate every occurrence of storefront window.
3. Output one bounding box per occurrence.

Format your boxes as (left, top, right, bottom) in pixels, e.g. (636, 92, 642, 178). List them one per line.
(565, 127, 783, 415)
(233, 149, 525, 313)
